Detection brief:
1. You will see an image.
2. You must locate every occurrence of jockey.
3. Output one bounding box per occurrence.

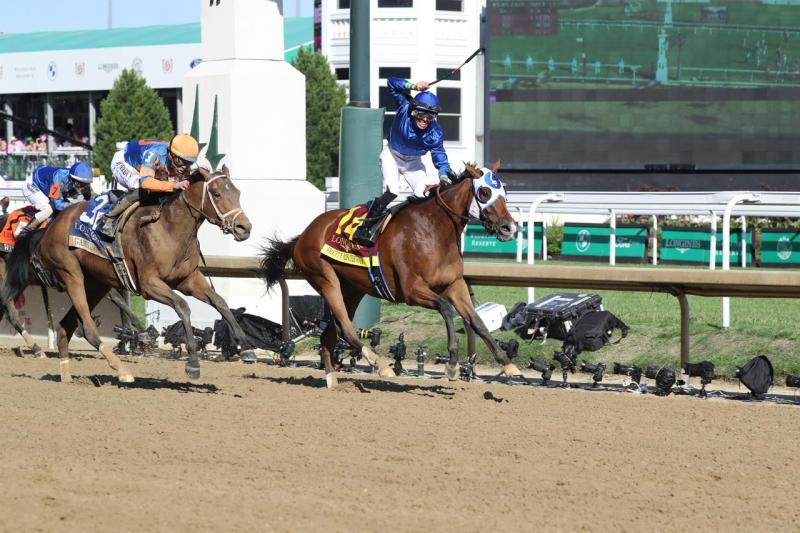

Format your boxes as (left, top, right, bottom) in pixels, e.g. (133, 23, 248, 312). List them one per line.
(352, 77, 453, 247)
(22, 162, 94, 232)
(97, 133, 198, 238)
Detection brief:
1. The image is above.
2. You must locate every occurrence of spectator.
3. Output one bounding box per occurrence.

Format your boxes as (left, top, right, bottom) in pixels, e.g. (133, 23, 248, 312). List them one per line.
(8, 136, 24, 153)
(35, 135, 47, 151)
(0, 138, 6, 153)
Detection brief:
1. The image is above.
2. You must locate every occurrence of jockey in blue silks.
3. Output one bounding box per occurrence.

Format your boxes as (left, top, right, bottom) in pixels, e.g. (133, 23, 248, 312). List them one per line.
(22, 162, 95, 232)
(353, 77, 454, 247)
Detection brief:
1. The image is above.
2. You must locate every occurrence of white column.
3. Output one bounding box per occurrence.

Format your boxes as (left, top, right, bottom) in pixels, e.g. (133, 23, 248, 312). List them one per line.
(651, 215, 658, 265)
(45, 95, 55, 152)
(176, 89, 183, 134)
(609, 210, 616, 266)
(88, 93, 97, 145)
(3, 102, 12, 143)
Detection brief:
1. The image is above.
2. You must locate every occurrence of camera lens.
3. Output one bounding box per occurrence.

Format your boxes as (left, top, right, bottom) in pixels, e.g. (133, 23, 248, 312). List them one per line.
(786, 375, 800, 388)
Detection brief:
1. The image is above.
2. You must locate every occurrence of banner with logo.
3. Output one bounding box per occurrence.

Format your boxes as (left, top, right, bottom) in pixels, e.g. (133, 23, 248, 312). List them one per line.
(463, 222, 542, 258)
(760, 229, 800, 267)
(660, 227, 754, 265)
(560, 223, 647, 262)
(0, 44, 201, 94)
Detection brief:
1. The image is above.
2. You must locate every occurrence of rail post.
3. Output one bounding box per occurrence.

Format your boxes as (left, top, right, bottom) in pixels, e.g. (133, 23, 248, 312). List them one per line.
(722, 194, 760, 328)
(526, 194, 562, 302)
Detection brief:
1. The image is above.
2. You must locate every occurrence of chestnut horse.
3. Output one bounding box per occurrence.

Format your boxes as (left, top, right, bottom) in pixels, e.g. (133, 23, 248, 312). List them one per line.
(260, 162, 523, 388)
(1, 166, 253, 383)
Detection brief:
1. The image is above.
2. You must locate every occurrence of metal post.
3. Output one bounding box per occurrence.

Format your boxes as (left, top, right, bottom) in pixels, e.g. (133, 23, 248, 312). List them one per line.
(515, 206, 523, 262)
(339, 1, 382, 328)
(3, 102, 12, 143)
(609, 209, 616, 266)
(740, 216, 747, 268)
(45, 96, 55, 152)
(678, 291, 689, 367)
(176, 89, 183, 134)
(651, 215, 658, 265)
(88, 93, 97, 146)
(722, 194, 760, 328)
(709, 211, 716, 271)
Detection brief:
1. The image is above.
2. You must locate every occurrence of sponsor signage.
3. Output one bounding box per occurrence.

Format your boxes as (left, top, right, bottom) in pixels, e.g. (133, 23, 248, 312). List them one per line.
(561, 223, 647, 262)
(0, 43, 199, 94)
(760, 229, 800, 267)
(660, 227, 754, 265)
(462, 222, 542, 258)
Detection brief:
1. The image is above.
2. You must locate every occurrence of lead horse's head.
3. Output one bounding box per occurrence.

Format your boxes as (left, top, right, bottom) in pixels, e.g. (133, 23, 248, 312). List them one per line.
(188, 165, 252, 241)
(463, 161, 516, 242)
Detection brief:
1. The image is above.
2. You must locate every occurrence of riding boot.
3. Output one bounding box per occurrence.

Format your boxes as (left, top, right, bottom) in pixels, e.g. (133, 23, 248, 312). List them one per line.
(97, 189, 138, 238)
(352, 190, 397, 247)
(20, 214, 48, 235)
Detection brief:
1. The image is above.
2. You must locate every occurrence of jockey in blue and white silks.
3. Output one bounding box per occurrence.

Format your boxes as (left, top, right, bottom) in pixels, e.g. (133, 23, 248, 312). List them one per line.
(352, 77, 454, 247)
(22, 162, 94, 232)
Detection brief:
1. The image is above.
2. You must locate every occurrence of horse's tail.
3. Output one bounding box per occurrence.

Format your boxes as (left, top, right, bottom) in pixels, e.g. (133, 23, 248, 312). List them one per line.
(259, 235, 299, 289)
(0, 230, 44, 320)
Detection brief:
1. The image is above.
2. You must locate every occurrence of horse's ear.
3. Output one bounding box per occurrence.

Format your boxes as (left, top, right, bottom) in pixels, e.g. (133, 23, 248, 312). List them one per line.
(221, 164, 230, 177)
(465, 164, 482, 180)
(490, 159, 501, 174)
(197, 166, 211, 181)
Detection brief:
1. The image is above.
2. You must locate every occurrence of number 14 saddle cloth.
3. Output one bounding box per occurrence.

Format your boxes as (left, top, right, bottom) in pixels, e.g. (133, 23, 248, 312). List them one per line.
(321, 204, 395, 301)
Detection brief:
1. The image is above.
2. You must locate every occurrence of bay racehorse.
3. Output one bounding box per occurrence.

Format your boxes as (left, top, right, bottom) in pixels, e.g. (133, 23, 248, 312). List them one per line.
(1, 166, 253, 383)
(260, 162, 524, 388)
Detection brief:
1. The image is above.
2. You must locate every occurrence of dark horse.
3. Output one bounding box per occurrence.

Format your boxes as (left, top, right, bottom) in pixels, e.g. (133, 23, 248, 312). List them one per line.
(260, 162, 523, 388)
(1, 166, 253, 383)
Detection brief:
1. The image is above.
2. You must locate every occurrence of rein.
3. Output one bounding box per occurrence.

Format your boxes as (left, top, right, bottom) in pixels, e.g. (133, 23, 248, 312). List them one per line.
(180, 173, 244, 234)
(434, 181, 499, 233)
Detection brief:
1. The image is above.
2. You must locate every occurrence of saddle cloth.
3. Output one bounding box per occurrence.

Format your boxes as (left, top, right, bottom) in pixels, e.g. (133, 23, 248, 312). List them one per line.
(321, 205, 379, 267)
(68, 191, 139, 293)
(0, 206, 43, 253)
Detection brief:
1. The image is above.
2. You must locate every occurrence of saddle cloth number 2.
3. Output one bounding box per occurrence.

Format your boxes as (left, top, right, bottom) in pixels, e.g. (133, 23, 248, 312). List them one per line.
(79, 195, 111, 228)
(335, 207, 366, 241)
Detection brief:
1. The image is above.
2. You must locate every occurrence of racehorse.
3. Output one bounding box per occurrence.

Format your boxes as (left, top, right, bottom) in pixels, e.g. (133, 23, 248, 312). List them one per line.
(260, 162, 524, 388)
(0, 166, 253, 383)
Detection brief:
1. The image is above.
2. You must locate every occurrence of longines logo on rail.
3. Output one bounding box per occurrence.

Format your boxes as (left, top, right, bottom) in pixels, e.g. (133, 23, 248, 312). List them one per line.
(97, 63, 119, 73)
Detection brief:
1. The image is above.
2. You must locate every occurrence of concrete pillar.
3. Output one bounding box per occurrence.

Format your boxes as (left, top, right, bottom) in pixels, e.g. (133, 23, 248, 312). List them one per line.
(45, 95, 55, 152)
(88, 93, 97, 145)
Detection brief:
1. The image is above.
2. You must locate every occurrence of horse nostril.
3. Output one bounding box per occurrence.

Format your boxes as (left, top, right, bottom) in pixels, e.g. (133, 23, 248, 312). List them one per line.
(501, 223, 515, 234)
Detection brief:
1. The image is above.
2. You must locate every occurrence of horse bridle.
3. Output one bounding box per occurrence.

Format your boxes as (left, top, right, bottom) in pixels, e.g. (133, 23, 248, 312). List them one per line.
(181, 172, 244, 234)
(434, 181, 503, 234)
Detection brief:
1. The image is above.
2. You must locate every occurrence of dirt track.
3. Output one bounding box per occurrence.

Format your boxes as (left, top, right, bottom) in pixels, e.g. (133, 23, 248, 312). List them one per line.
(0, 348, 798, 532)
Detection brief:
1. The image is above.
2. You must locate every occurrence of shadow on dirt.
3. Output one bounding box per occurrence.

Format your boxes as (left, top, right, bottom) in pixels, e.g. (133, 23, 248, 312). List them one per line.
(251, 374, 456, 398)
(39, 374, 220, 394)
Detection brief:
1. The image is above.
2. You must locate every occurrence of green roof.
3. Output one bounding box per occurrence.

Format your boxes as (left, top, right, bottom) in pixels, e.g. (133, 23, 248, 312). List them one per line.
(0, 17, 313, 59)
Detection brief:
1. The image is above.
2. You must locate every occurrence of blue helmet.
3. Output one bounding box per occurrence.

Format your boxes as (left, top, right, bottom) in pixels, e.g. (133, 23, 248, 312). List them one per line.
(411, 91, 441, 116)
(69, 162, 94, 184)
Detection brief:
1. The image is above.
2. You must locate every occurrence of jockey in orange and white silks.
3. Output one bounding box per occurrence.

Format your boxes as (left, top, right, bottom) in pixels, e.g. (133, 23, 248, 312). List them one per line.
(98, 133, 199, 238)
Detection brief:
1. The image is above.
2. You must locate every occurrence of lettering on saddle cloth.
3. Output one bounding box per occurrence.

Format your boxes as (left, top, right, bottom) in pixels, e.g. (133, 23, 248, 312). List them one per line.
(0, 207, 41, 252)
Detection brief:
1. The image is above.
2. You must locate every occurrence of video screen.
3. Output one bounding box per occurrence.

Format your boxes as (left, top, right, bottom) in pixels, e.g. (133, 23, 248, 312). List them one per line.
(487, 0, 800, 171)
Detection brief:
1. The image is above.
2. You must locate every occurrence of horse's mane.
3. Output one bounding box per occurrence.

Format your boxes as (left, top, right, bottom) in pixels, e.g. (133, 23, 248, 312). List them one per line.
(405, 163, 479, 205)
(154, 169, 211, 208)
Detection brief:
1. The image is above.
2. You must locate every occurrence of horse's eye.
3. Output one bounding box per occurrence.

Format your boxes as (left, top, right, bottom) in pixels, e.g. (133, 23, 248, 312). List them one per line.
(212, 191, 221, 198)
(478, 186, 492, 203)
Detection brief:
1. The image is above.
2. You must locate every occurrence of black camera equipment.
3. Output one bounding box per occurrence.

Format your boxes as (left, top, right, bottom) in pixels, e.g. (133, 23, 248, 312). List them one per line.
(527, 358, 555, 385)
(415, 345, 427, 377)
(161, 321, 214, 360)
(644, 367, 676, 396)
(683, 361, 715, 398)
(460, 353, 478, 382)
(580, 360, 606, 387)
(434, 353, 450, 365)
(494, 338, 519, 361)
(613, 362, 642, 385)
(358, 327, 382, 348)
(275, 340, 296, 367)
(553, 346, 578, 386)
(388, 333, 407, 375)
(786, 375, 800, 388)
(113, 324, 159, 356)
(734, 355, 773, 398)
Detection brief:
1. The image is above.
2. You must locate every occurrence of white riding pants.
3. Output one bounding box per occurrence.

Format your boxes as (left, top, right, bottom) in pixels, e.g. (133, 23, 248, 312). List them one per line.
(22, 180, 53, 223)
(380, 145, 437, 197)
(110, 149, 140, 191)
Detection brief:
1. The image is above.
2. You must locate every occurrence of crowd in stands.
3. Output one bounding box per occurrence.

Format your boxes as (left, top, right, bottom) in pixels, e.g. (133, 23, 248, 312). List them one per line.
(0, 135, 48, 153)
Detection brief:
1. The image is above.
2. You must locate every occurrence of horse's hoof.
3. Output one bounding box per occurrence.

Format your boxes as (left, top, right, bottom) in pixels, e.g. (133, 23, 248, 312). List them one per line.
(185, 365, 201, 380)
(446, 363, 459, 381)
(32, 345, 46, 359)
(503, 363, 522, 378)
(118, 372, 135, 384)
(240, 349, 257, 364)
(325, 372, 338, 389)
(378, 366, 395, 378)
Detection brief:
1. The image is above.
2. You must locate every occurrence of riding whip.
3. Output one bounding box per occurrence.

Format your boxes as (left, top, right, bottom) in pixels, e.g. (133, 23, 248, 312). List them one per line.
(428, 47, 485, 87)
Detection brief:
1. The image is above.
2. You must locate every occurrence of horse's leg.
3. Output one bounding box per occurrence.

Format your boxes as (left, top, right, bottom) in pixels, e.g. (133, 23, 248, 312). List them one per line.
(175, 270, 256, 363)
(40, 285, 56, 351)
(3, 297, 46, 358)
(57, 281, 134, 383)
(106, 288, 145, 331)
(140, 278, 201, 379)
(304, 266, 394, 379)
(403, 281, 460, 380)
(319, 319, 339, 388)
(442, 278, 522, 377)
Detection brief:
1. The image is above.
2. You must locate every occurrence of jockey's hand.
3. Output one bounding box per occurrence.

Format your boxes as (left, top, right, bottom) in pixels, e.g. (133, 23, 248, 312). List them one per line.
(172, 180, 190, 191)
(414, 80, 430, 91)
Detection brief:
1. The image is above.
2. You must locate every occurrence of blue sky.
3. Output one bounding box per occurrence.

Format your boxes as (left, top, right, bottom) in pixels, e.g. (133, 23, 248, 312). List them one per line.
(0, 0, 314, 34)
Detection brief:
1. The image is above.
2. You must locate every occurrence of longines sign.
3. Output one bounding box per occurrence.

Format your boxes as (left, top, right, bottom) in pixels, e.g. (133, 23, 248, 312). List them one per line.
(0, 44, 201, 94)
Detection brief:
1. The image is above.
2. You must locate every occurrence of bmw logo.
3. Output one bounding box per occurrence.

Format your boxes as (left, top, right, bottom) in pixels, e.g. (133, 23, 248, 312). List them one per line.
(47, 61, 57, 81)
